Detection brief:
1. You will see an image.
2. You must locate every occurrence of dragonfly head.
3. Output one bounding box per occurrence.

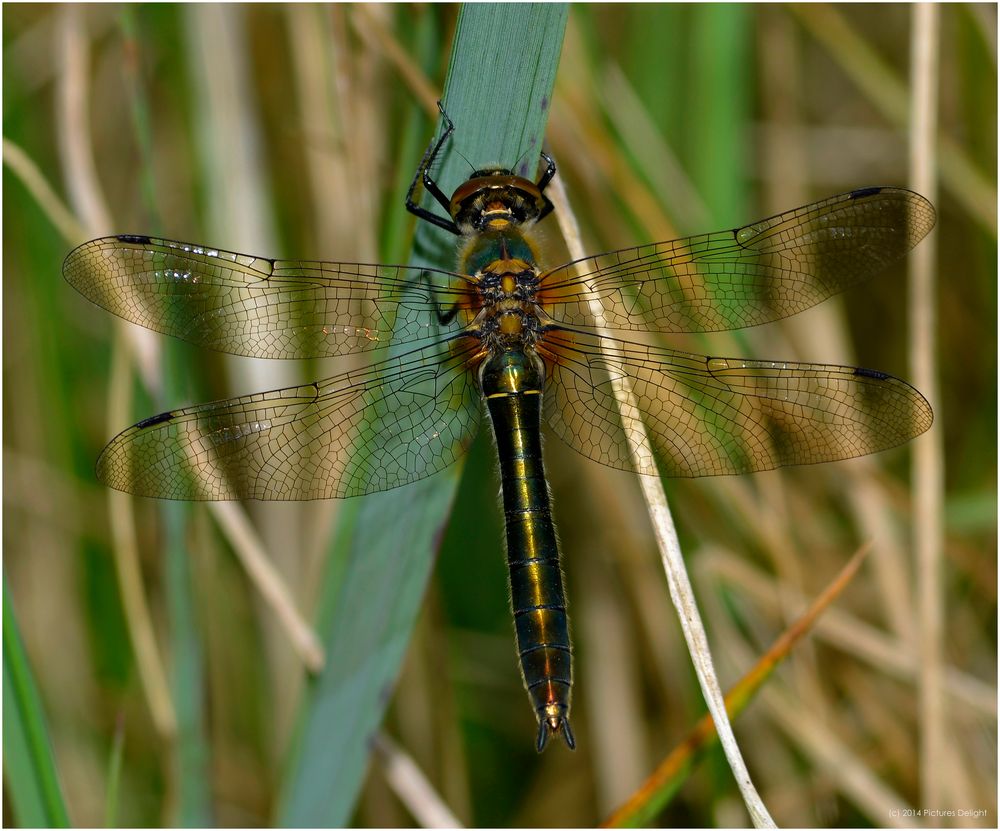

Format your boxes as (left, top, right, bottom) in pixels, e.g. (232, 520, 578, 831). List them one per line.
(449, 170, 547, 235)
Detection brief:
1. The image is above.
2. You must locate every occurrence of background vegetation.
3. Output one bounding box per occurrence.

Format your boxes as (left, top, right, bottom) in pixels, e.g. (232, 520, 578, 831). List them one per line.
(3, 4, 995, 827)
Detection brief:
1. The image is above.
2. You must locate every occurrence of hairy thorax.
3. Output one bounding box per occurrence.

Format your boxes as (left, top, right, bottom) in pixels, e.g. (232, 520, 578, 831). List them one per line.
(460, 228, 547, 355)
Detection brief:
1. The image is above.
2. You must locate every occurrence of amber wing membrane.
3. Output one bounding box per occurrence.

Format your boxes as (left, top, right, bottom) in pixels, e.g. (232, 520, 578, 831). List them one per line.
(539, 330, 933, 477)
(96, 338, 483, 500)
(63, 236, 477, 359)
(539, 188, 935, 334)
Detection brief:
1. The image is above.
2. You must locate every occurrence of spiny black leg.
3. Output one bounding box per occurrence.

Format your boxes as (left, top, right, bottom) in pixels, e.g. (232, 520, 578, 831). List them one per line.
(536, 151, 557, 221)
(435, 302, 460, 326)
(421, 168, 452, 215)
(406, 202, 461, 235)
(420, 270, 461, 325)
(421, 103, 455, 214)
(405, 101, 461, 235)
(436, 99, 455, 134)
(538, 194, 555, 223)
(408, 103, 453, 204)
(537, 151, 556, 191)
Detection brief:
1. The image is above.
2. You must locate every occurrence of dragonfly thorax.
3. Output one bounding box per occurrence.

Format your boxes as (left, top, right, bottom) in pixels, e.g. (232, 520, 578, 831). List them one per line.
(460, 227, 540, 276)
(467, 233, 545, 353)
(449, 171, 546, 234)
(477, 289, 544, 351)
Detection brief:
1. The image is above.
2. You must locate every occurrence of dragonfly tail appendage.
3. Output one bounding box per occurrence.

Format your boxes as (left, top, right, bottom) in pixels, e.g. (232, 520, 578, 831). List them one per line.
(536, 707, 576, 752)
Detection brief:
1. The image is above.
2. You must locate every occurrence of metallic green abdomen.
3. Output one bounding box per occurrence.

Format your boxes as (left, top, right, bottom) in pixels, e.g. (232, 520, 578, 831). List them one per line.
(480, 349, 575, 751)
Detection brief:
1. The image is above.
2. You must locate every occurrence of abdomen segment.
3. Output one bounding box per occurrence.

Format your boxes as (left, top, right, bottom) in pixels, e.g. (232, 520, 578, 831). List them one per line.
(481, 349, 575, 751)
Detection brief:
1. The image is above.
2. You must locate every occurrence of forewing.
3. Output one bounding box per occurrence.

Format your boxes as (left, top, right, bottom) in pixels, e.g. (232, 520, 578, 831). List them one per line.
(97, 338, 484, 500)
(540, 329, 932, 477)
(64, 235, 476, 359)
(540, 188, 935, 333)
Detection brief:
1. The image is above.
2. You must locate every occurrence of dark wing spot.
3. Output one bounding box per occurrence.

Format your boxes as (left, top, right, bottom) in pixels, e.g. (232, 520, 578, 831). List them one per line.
(136, 411, 175, 429)
(853, 366, 890, 381)
(849, 186, 883, 200)
(116, 234, 152, 244)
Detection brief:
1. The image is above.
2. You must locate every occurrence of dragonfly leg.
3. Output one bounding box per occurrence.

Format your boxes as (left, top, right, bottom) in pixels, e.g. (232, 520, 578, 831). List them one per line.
(405, 101, 461, 235)
(536, 150, 557, 222)
(419, 270, 461, 325)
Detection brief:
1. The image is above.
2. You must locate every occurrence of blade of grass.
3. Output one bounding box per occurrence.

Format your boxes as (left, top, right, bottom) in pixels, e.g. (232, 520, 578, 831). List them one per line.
(602, 545, 871, 827)
(373, 732, 463, 828)
(121, 8, 212, 824)
(550, 172, 774, 828)
(698, 552, 920, 827)
(689, 3, 751, 226)
(688, 3, 754, 358)
(1, 138, 85, 244)
(104, 714, 126, 827)
(56, 5, 177, 752)
(208, 503, 325, 671)
(598, 64, 711, 232)
(790, 3, 996, 234)
(907, 3, 947, 811)
(351, 6, 440, 116)
(760, 686, 914, 827)
(3, 578, 71, 827)
(701, 551, 996, 718)
(277, 6, 568, 826)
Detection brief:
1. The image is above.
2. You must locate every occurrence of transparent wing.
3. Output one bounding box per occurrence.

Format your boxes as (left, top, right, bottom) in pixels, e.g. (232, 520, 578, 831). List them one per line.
(64, 235, 478, 359)
(97, 338, 484, 500)
(539, 188, 935, 333)
(539, 329, 933, 477)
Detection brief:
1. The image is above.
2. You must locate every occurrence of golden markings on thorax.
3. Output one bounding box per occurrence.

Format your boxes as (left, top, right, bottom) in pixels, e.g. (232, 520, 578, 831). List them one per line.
(478, 257, 533, 278)
(499, 314, 523, 336)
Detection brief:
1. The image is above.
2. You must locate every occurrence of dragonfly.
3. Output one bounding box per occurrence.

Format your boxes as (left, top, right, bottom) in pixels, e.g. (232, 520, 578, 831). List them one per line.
(64, 106, 935, 752)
